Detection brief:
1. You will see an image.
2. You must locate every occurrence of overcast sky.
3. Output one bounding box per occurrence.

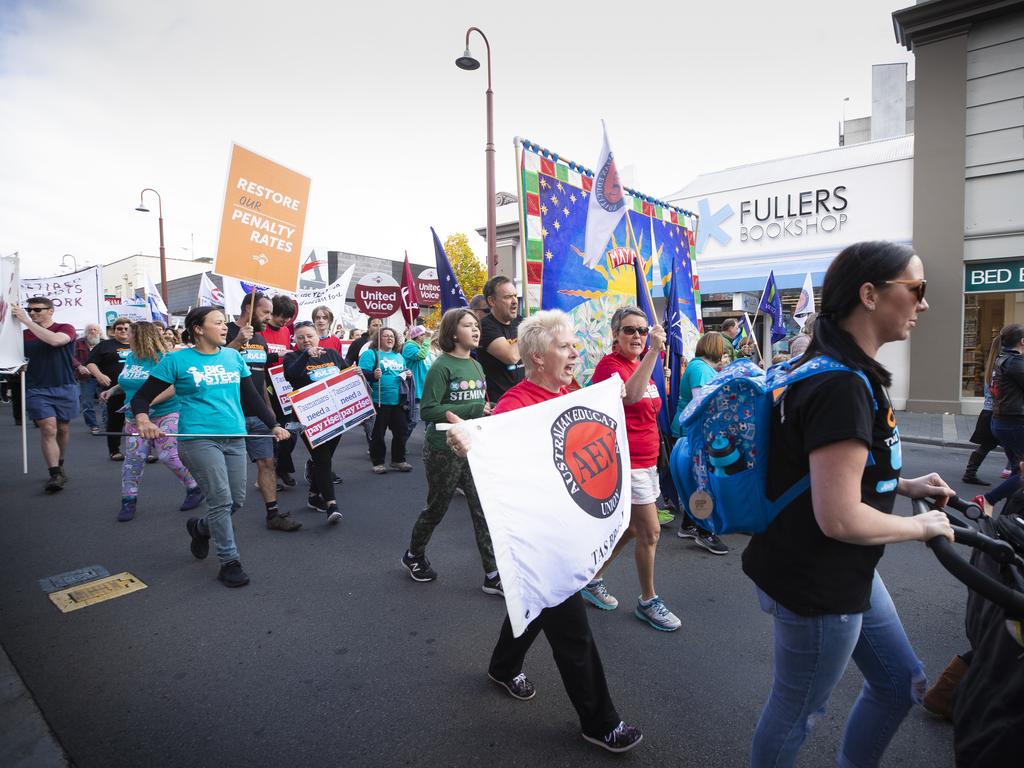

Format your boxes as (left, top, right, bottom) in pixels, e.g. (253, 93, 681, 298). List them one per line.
(1, 0, 914, 279)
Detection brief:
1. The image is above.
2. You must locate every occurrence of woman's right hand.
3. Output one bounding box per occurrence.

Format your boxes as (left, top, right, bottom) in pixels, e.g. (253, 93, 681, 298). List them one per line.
(915, 509, 955, 543)
(445, 412, 472, 456)
(136, 418, 162, 440)
(373, 368, 382, 380)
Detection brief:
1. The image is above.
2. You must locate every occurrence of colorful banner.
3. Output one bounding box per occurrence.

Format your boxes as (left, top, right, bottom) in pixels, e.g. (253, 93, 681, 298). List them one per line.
(267, 363, 294, 415)
(20, 265, 102, 331)
(103, 303, 152, 326)
(288, 366, 374, 448)
(214, 144, 311, 293)
(0, 255, 24, 372)
(466, 376, 631, 637)
(518, 140, 702, 382)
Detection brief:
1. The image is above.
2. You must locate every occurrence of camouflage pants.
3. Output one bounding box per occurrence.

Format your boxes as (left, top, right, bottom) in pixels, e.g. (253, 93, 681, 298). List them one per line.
(409, 441, 497, 574)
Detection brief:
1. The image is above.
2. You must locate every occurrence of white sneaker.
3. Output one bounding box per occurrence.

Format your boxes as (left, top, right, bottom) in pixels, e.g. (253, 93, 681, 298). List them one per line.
(634, 596, 681, 632)
(580, 578, 618, 610)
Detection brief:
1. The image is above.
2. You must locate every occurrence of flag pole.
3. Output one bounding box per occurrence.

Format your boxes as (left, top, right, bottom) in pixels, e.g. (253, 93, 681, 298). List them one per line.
(627, 214, 664, 375)
(743, 311, 763, 363)
(513, 137, 531, 315)
(21, 369, 27, 475)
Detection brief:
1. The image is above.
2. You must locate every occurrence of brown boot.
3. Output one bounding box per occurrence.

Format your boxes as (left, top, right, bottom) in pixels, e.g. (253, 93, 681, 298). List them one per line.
(922, 655, 969, 721)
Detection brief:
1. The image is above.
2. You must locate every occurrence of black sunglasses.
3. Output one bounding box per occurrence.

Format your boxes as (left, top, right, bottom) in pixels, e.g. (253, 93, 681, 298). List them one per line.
(294, 321, 314, 328)
(26, 307, 51, 313)
(882, 279, 927, 302)
(620, 325, 649, 336)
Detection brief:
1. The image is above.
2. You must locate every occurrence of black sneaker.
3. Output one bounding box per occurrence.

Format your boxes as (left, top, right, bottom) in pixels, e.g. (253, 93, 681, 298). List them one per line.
(217, 560, 250, 588)
(278, 472, 296, 488)
(401, 551, 437, 582)
(44, 473, 66, 493)
(677, 522, 699, 540)
(482, 574, 504, 596)
(307, 494, 328, 512)
(583, 721, 643, 753)
(266, 512, 302, 532)
(694, 532, 729, 555)
(331, 472, 342, 485)
(488, 671, 536, 701)
(186, 517, 210, 560)
(326, 504, 343, 525)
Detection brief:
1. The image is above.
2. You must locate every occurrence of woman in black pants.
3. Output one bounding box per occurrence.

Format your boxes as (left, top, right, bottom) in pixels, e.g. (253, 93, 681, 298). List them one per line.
(283, 323, 345, 524)
(87, 317, 131, 460)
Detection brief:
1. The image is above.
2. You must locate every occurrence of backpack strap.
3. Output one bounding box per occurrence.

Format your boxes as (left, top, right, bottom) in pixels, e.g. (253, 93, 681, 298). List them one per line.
(772, 355, 877, 412)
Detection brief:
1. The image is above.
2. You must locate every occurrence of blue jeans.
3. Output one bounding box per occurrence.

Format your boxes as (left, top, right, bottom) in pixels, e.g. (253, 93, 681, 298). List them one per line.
(79, 379, 104, 428)
(985, 418, 1024, 505)
(177, 438, 247, 565)
(751, 571, 926, 768)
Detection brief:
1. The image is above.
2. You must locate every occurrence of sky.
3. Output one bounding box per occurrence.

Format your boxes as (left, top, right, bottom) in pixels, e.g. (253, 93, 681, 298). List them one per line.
(0, 0, 915, 279)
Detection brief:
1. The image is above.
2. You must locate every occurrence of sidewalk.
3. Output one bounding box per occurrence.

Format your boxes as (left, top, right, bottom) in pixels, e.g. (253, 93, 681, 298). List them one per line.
(0, 646, 68, 768)
(898, 411, 977, 449)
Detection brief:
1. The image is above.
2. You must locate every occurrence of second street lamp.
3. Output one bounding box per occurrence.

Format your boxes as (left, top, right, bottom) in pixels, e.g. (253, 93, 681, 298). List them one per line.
(456, 26, 497, 278)
(135, 187, 168, 305)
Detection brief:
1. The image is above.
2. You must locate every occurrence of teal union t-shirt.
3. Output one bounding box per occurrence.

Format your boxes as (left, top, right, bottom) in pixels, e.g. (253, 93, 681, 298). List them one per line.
(358, 348, 407, 406)
(119, 352, 179, 420)
(150, 346, 251, 438)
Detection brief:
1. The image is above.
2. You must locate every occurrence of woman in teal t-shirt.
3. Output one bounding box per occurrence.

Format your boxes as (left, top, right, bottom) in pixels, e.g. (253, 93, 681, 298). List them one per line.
(672, 331, 728, 438)
(102, 321, 201, 522)
(358, 326, 412, 474)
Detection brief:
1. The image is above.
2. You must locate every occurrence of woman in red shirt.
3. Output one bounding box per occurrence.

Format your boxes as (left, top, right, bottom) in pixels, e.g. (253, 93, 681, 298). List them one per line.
(586, 306, 680, 632)
(446, 309, 642, 753)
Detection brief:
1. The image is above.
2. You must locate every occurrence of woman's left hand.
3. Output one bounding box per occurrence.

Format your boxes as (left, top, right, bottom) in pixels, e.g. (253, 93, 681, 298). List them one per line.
(899, 473, 955, 505)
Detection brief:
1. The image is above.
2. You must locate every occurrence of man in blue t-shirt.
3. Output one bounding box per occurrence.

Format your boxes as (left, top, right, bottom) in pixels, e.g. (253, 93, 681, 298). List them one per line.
(13, 297, 78, 493)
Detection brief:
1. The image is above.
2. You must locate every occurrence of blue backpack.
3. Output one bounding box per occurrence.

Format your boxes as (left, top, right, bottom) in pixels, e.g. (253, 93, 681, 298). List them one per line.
(668, 356, 876, 535)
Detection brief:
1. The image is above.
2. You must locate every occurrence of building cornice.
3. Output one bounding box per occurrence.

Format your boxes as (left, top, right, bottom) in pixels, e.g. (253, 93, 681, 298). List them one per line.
(893, 0, 1024, 50)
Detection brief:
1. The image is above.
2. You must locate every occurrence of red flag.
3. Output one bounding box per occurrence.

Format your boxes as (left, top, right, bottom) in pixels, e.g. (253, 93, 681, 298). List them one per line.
(400, 251, 420, 324)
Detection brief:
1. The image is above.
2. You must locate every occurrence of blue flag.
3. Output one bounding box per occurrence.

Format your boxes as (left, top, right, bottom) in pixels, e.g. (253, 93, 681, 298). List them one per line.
(431, 227, 468, 314)
(733, 313, 754, 350)
(632, 252, 670, 434)
(758, 270, 786, 344)
(662, 251, 685, 431)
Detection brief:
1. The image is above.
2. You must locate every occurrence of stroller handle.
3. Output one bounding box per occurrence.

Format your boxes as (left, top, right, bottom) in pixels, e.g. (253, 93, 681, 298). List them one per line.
(913, 497, 1024, 620)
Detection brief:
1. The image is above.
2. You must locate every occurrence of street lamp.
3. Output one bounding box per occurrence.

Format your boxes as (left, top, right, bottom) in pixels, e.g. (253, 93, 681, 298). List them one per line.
(134, 187, 168, 304)
(60, 253, 78, 273)
(456, 27, 497, 278)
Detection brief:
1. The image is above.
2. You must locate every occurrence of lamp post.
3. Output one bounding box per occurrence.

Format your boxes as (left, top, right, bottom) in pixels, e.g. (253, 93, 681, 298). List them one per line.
(456, 27, 497, 278)
(134, 188, 167, 305)
(59, 253, 78, 273)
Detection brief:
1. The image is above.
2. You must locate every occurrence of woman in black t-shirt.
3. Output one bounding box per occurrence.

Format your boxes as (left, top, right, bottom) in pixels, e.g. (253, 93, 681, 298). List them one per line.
(87, 317, 132, 459)
(741, 242, 955, 768)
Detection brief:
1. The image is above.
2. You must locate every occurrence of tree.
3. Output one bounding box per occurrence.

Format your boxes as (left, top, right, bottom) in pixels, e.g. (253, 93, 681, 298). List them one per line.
(421, 232, 486, 329)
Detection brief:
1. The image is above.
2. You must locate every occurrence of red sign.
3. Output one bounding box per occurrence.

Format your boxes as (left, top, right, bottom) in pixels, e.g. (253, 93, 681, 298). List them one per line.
(415, 267, 440, 307)
(354, 271, 401, 318)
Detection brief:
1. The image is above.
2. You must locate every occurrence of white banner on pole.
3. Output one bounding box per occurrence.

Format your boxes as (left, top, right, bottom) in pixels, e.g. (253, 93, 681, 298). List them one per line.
(0, 255, 25, 372)
(465, 376, 631, 637)
(20, 265, 101, 332)
(295, 265, 356, 324)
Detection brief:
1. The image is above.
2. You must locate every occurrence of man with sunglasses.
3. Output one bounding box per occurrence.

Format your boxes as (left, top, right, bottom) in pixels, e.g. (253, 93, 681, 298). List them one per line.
(477, 276, 525, 405)
(12, 297, 78, 493)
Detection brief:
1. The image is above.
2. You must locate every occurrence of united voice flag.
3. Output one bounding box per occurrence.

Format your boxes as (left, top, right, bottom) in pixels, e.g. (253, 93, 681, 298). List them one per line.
(431, 227, 468, 314)
(197, 272, 224, 308)
(583, 121, 627, 269)
(632, 250, 670, 434)
(400, 251, 420, 325)
(465, 376, 631, 637)
(758, 270, 787, 344)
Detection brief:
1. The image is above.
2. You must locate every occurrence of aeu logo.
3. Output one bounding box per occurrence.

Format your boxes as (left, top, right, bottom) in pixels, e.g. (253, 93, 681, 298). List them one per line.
(551, 406, 622, 519)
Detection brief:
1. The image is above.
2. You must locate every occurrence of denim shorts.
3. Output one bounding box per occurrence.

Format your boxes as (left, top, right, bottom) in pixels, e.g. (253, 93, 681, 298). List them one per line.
(26, 385, 80, 422)
(244, 417, 275, 462)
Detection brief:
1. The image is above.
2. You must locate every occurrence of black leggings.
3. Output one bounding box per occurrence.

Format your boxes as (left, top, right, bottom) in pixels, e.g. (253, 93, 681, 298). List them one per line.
(369, 404, 407, 465)
(305, 435, 341, 503)
(106, 391, 126, 455)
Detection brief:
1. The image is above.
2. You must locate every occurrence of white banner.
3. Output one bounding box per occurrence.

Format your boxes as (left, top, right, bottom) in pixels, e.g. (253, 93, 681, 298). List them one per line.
(102, 303, 152, 326)
(20, 265, 101, 331)
(466, 376, 631, 637)
(0, 255, 25, 372)
(295, 265, 356, 324)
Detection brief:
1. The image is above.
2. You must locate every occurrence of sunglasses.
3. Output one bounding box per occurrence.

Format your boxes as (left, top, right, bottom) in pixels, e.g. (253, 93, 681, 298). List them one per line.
(620, 325, 649, 336)
(26, 307, 50, 313)
(294, 321, 314, 328)
(883, 279, 927, 302)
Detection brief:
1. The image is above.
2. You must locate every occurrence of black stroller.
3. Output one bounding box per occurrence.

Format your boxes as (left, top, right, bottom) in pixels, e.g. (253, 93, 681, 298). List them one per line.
(914, 494, 1024, 766)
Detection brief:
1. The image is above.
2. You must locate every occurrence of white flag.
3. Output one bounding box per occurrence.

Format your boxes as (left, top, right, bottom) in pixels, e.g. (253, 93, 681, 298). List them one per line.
(466, 376, 631, 637)
(295, 265, 356, 324)
(583, 121, 627, 268)
(0, 255, 25, 373)
(144, 271, 168, 317)
(793, 272, 815, 329)
(197, 272, 223, 308)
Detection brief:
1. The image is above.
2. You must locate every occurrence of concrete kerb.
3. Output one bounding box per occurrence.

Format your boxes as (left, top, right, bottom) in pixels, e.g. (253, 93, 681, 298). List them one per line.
(900, 435, 973, 450)
(0, 643, 69, 768)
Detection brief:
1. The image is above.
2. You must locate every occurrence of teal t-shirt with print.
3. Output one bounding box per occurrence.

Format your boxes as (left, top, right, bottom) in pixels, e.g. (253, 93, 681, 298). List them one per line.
(150, 346, 250, 438)
(358, 348, 407, 406)
(672, 357, 718, 437)
(119, 352, 178, 420)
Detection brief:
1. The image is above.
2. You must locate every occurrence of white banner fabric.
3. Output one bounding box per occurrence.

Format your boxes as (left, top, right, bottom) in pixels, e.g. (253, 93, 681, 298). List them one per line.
(0, 256, 25, 372)
(20, 266, 101, 331)
(295, 265, 355, 324)
(466, 376, 631, 637)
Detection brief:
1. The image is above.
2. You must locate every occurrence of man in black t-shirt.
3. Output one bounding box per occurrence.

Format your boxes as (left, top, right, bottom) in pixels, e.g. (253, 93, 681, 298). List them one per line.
(226, 292, 300, 532)
(87, 316, 131, 459)
(476, 276, 525, 405)
(345, 317, 383, 367)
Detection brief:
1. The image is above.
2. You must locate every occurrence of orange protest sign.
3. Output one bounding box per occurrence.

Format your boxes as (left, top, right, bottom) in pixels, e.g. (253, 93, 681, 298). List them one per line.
(214, 144, 311, 292)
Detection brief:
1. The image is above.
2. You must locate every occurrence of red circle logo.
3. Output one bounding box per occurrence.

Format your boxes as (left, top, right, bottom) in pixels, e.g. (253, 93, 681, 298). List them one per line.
(551, 407, 622, 519)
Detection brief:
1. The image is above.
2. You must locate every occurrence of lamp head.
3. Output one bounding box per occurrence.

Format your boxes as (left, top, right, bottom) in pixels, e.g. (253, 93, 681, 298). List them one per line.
(455, 48, 480, 70)
(135, 204, 149, 213)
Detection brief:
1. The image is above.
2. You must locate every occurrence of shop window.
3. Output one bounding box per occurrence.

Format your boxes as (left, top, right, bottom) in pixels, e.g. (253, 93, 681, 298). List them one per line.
(962, 294, 1005, 397)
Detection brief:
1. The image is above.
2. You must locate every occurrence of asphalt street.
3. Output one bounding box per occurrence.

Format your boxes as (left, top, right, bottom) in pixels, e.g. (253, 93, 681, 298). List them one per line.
(0, 408, 993, 767)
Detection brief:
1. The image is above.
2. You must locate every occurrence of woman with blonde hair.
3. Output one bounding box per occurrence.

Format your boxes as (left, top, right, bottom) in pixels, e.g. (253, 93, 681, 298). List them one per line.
(102, 321, 202, 522)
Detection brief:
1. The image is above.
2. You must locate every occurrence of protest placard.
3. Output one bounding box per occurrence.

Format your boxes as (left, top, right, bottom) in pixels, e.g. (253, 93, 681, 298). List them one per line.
(266, 363, 293, 415)
(0, 255, 24, 372)
(20, 266, 102, 331)
(288, 366, 374, 448)
(295, 265, 355, 323)
(415, 268, 440, 307)
(353, 272, 401, 318)
(103, 303, 152, 326)
(214, 144, 311, 293)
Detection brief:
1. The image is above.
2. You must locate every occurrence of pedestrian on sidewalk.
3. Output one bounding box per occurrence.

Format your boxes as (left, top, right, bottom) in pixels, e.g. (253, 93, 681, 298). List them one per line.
(131, 306, 290, 588)
(963, 336, 1009, 486)
(73, 323, 104, 434)
(87, 317, 131, 460)
(101, 321, 202, 522)
(12, 297, 77, 493)
(445, 309, 643, 754)
(401, 308, 499, 594)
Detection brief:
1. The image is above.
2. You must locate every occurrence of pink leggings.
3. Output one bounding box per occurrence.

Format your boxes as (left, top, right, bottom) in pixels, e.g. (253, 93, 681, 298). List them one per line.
(122, 413, 197, 499)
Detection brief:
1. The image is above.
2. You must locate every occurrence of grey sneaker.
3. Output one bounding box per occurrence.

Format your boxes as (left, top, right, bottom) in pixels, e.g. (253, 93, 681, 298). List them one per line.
(677, 522, 700, 539)
(694, 532, 729, 555)
(580, 578, 618, 610)
(634, 596, 681, 632)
